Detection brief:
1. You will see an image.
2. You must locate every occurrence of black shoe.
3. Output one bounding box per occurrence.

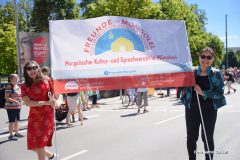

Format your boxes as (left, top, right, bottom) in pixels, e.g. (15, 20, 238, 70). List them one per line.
(83, 117, 88, 120)
(234, 89, 236, 93)
(226, 91, 230, 94)
(143, 109, 149, 113)
(8, 135, 18, 141)
(137, 109, 141, 114)
(14, 133, 24, 138)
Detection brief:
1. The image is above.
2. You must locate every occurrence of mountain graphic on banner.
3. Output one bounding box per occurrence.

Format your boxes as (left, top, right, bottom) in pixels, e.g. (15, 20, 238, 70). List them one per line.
(111, 37, 134, 52)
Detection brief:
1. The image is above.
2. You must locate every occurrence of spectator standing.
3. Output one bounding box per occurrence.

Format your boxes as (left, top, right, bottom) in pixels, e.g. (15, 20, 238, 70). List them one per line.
(4, 74, 23, 140)
(66, 92, 84, 126)
(91, 91, 99, 108)
(136, 87, 148, 114)
(127, 88, 136, 105)
(224, 71, 236, 94)
(79, 91, 90, 111)
(41, 66, 50, 77)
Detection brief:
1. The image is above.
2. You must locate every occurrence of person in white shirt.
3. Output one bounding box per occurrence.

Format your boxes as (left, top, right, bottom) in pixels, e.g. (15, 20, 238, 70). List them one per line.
(136, 88, 148, 114)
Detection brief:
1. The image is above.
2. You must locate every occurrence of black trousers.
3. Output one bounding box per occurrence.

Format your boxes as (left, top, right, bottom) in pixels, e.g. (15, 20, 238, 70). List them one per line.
(92, 95, 97, 105)
(185, 104, 217, 160)
(177, 87, 184, 98)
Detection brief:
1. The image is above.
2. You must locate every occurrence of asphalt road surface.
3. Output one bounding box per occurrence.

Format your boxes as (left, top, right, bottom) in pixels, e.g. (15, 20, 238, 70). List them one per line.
(0, 84, 239, 160)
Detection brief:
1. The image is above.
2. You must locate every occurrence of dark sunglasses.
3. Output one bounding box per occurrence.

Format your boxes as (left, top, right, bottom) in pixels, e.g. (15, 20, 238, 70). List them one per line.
(26, 66, 38, 71)
(200, 55, 213, 60)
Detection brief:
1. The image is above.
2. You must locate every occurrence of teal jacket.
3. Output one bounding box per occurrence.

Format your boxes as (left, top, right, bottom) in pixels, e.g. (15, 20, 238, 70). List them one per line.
(181, 66, 226, 110)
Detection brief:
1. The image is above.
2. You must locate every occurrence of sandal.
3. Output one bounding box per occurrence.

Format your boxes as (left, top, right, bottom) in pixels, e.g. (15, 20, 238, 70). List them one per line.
(67, 123, 73, 127)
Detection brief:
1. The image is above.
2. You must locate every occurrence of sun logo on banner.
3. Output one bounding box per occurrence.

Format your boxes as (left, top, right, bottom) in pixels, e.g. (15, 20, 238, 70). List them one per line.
(95, 28, 144, 55)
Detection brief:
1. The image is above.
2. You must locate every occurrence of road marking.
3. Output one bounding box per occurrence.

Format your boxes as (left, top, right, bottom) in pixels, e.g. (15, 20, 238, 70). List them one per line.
(93, 109, 185, 112)
(154, 114, 184, 125)
(86, 114, 100, 118)
(219, 110, 240, 113)
(0, 129, 27, 139)
(61, 150, 88, 160)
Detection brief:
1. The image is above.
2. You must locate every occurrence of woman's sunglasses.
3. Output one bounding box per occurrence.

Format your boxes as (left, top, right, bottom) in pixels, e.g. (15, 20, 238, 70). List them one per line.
(26, 66, 38, 71)
(200, 55, 213, 60)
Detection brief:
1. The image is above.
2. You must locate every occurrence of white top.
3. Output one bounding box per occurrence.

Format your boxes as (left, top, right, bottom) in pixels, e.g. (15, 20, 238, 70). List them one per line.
(137, 88, 148, 92)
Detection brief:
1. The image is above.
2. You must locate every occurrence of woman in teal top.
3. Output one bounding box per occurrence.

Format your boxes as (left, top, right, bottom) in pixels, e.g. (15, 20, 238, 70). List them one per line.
(181, 47, 226, 160)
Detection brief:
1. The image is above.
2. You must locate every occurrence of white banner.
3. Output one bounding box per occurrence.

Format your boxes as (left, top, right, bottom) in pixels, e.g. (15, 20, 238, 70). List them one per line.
(50, 16, 192, 80)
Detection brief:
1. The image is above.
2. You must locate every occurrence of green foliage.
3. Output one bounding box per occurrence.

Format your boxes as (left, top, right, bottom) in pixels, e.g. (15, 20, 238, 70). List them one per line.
(84, 0, 163, 19)
(0, 2, 15, 24)
(31, 0, 81, 32)
(0, 2, 20, 75)
(235, 51, 240, 67)
(222, 50, 240, 68)
(205, 33, 224, 67)
(0, 23, 17, 75)
(0, 1, 28, 31)
(80, 0, 96, 14)
(227, 51, 237, 67)
(19, 0, 34, 31)
(0, 1, 34, 75)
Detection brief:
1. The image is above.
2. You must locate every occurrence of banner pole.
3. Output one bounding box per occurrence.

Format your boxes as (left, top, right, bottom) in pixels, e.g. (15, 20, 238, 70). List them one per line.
(14, 0, 22, 80)
(53, 107, 58, 160)
(196, 92, 212, 160)
(48, 92, 58, 159)
(49, 20, 58, 159)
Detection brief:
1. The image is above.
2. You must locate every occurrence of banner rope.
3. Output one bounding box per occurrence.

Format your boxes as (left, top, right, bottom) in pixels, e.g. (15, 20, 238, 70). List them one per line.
(196, 92, 212, 160)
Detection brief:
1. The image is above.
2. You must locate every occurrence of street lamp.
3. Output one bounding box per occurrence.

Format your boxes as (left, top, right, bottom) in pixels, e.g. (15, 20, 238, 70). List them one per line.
(225, 14, 228, 69)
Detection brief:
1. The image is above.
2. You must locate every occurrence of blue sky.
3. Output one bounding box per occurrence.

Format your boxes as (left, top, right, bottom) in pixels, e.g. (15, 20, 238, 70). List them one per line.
(183, 0, 240, 47)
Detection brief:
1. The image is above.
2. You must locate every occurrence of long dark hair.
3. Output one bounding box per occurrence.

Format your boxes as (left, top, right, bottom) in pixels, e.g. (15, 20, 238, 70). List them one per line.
(23, 61, 44, 87)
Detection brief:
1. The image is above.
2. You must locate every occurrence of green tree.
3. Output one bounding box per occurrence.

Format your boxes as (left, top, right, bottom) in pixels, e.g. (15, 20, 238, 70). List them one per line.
(204, 33, 224, 67)
(84, 0, 162, 19)
(0, 23, 17, 75)
(227, 50, 237, 67)
(1, 1, 27, 31)
(0, 2, 21, 75)
(19, 0, 34, 31)
(0, 2, 15, 24)
(80, 0, 96, 15)
(235, 50, 240, 67)
(31, 0, 81, 32)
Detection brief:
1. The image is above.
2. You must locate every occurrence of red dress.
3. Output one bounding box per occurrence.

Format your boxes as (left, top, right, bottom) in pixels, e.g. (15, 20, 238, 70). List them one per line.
(21, 79, 54, 150)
